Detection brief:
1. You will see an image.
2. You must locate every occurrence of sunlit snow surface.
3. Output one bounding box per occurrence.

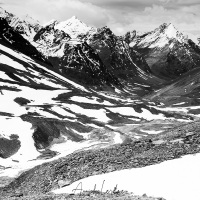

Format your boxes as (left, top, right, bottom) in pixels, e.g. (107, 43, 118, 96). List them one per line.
(54, 16, 96, 38)
(53, 153, 200, 200)
(137, 23, 186, 49)
(0, 117, 39, 160)
(140, 129, 163, 134)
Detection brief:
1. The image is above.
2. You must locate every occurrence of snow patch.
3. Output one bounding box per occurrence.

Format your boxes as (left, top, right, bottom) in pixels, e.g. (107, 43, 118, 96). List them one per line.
(113, 132, 123, 144)
(0, 117, 40, 177)
(53, 153, 200, 200)
(0, 54, 26, 71)
(140, 129, 164, 134)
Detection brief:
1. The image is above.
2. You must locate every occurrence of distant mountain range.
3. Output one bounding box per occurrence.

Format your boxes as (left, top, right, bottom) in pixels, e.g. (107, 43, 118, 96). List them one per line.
(1, 7, 200, 87)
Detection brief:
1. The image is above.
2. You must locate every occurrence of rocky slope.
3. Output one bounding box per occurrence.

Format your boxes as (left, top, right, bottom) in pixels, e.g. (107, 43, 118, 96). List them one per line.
(132, 23, 200, 79)
(33, 19, 166, 89)
(33, 20, 71, 57)
(146, 66, 200, 107)
(87, 26, 166, 93)
(33, 16, 96, 57)
(33, 19, 120, 87)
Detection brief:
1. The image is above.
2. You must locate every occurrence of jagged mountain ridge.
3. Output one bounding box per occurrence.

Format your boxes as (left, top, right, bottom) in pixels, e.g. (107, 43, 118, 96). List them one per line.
(34, 25, 120, 87)
(1, 6, 200, 84)
(52, 41, 120, 87)
(33, 20, 71, 57)
(0, 7, 41, 43)
(32, 15, 200, 89)
(87, 26, 166, 94)
(33, 20, 122, 87)
(132, 23, 200, 79)
(0, 17, 47, 64)
(54, 16, 97, 38)
(34, 20, 164, 90)
(42, 16, 96, 39)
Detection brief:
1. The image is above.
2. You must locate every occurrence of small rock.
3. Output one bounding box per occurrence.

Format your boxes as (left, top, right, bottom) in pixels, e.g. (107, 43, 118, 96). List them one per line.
(58, 179, 71, 188)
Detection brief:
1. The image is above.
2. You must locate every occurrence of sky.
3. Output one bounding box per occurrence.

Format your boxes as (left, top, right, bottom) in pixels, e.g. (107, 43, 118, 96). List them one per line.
(0, 0, 200, 39)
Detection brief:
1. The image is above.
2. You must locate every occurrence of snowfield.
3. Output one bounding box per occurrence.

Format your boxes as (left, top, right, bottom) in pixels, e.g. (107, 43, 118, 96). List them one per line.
(53, 153, 200, 200)
(0, 86, 71, 118)
(0, 117, 40, 177)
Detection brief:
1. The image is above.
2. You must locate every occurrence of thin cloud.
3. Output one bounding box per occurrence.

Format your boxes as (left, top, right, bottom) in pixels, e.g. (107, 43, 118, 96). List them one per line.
(108, 4, 200, 38)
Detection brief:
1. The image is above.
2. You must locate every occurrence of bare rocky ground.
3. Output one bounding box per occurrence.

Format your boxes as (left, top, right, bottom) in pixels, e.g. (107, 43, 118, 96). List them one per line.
(1, 120, 200, 199)
(4, 191, 165, 200)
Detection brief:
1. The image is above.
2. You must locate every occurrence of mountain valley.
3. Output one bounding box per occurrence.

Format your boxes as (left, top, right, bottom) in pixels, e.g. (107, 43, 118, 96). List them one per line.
(0, 6, 200, 200)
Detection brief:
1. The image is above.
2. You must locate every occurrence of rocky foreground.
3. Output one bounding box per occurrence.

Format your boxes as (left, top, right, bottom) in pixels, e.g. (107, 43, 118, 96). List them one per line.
(4, 192, 165, 200)
(1, 120, 200, 199)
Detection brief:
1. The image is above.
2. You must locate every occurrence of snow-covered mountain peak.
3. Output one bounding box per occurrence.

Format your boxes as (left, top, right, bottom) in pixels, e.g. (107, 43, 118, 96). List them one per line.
(54, 16, 96, 38)
(156, 23, 187, 43)
(64, 15, 84, 25)
(136, 23, 187, 48)
(158, 23, 180, 39)
(70, 15, 78, 20)
(132, 22, 200, 79)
